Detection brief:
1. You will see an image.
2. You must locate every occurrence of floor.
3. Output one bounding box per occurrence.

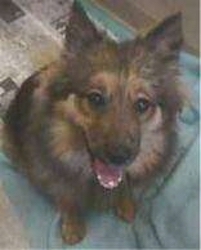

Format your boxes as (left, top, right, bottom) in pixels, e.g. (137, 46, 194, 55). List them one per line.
(0, 0, 73, 117)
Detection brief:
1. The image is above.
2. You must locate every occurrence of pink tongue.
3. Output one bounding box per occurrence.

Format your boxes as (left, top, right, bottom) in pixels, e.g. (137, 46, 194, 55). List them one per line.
(92, 159, 123, 189)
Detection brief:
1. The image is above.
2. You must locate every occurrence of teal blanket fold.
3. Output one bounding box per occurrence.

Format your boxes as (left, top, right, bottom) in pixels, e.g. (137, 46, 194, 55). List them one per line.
(0, 0, 199, 248)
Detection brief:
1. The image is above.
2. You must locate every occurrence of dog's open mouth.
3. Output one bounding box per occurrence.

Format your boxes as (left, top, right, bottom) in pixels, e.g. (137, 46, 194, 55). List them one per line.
(92, 159, 123, 189)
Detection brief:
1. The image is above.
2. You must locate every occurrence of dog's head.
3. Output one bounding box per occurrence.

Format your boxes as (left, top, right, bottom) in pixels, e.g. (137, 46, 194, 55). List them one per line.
(50, 3, 183, 189)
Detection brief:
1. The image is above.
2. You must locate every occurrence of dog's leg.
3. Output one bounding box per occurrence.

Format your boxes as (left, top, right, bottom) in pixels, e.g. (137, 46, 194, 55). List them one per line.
(61, 213, 86, 245)
(114, 182, 136, 223)
(58, 199, 86, 245)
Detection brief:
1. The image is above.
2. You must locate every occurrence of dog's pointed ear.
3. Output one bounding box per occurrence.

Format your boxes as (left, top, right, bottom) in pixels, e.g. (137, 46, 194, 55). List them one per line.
(65, 1, 103, 55)
(145, 12, 183, 59)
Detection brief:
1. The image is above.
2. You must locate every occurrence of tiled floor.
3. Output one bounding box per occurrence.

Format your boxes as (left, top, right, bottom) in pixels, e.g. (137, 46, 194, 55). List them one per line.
(0, 0, 73, 117)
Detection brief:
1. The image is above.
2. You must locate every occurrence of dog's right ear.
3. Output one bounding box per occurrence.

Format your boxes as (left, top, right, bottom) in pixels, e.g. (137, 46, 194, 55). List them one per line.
(65, 1, 103, 55)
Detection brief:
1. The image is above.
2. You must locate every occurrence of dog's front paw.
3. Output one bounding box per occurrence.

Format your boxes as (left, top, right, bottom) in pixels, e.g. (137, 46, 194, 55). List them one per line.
(61, 216, 86, 245)
(115, 198, 136, 223)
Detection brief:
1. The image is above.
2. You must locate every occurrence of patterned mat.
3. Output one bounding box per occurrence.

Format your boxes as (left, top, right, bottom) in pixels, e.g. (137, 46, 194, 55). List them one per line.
(0, 0, 73, 117)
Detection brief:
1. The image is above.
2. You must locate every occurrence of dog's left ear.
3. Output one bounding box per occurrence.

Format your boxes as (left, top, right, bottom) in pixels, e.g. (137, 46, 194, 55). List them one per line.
(65, 1, 103, 55)
(145, 12, 183, 59)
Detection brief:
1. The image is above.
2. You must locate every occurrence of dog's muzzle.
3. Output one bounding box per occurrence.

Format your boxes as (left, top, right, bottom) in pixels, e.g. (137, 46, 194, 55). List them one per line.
(91, 159, 123, 189)
(91, 145, 139, 189)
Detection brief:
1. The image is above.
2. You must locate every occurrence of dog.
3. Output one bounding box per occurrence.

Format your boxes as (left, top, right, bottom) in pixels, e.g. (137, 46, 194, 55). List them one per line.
(3, 2, 183, 245)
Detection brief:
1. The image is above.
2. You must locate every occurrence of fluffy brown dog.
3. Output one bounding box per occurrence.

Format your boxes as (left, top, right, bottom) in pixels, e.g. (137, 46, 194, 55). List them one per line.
(4, 2, 183, 245)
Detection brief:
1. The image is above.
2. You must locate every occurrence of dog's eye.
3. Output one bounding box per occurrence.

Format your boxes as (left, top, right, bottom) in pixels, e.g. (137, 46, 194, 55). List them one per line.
(134, 97, 152, 114)
(87, 91, 106, 108)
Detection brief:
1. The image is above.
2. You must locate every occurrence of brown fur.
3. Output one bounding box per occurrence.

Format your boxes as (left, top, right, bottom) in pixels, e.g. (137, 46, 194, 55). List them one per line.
(3, 2, 183, 245)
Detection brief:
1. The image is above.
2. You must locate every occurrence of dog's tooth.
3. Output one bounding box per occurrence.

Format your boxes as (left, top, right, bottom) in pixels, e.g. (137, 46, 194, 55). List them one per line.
(117, 176, 122, 183)
(96, 174, 121, 189)
(108, 181, 115, 187)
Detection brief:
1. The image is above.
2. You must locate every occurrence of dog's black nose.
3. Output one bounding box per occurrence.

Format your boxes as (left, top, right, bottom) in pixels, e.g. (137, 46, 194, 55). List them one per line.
(107, 147, 133, 166)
